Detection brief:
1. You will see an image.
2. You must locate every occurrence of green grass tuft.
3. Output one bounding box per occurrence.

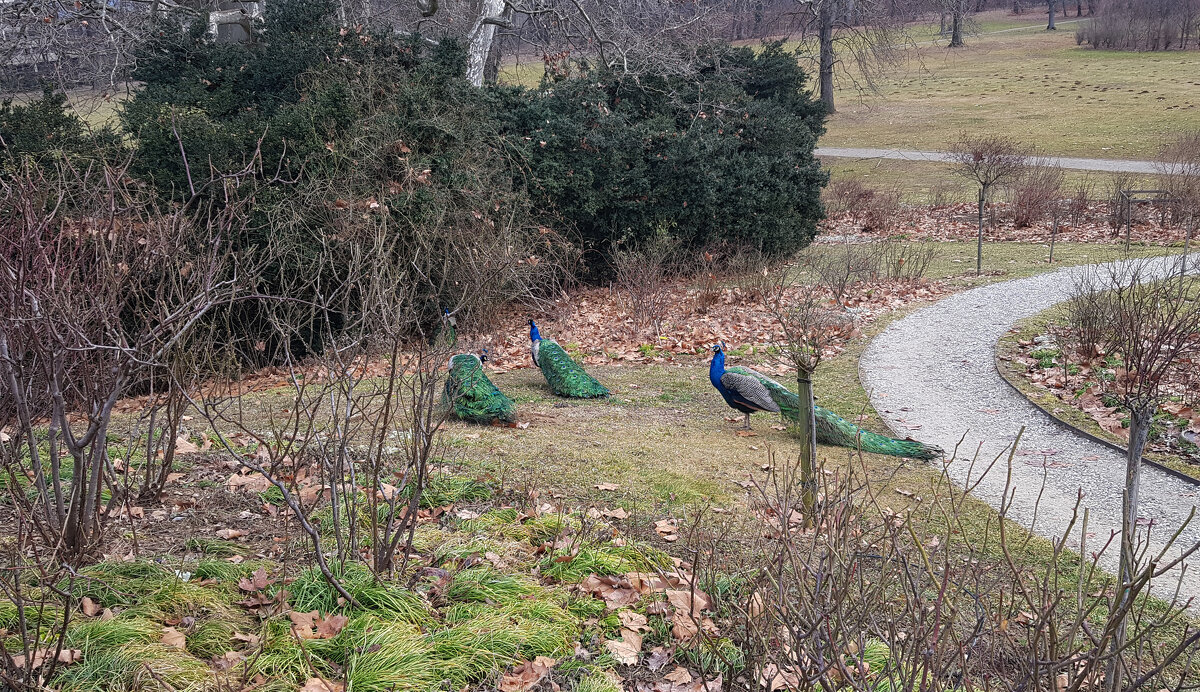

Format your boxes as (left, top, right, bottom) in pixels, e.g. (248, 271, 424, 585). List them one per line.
(64, 617, 159, 651)
(539, 543, 672, 583)
(445, 566, 534, 604)
(286, 562, 430, 624)
(184, 537, 247, 557)
(419, 474, 493, 508)
(344, 618, 437, 692)
(572, 671, 623, 692)
(51, 643, 213, 692)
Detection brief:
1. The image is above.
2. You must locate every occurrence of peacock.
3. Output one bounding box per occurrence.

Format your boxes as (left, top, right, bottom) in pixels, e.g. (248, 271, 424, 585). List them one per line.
(529, 320, 609, 398)
(435, 308, 458, 349)
(709, 343, 782, 429)
(710, 344, 943, 460)
(443, 349, 517, 424)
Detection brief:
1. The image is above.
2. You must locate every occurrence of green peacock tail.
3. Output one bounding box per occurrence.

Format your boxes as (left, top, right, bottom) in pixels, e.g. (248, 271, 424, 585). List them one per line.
(444, 354, 517, 424)
(435, 321, 457, 350)
(726, 366, 942, 460)
(536, 340, 609, 398)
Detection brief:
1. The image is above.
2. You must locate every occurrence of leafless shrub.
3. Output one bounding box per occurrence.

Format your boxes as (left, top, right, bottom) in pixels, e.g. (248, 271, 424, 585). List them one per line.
(1009, 161, 1065, 228)
(691, 438, 1200, 692)
(690, 248, 725, 313)
(191, 223, 465, 597)
(0, 517, 77, 691)
(1068, 260, 1200, 676)
(1076, 0, 1200, 51)
(823, 178, 905, 234)
(0, 157, 251, 564)
(929, 180, 967, 208)
(1157, 130, 1200, 260)
(1068, 174, 1097, 227)
(730, 246, 777, 303)
(802, 242, 882, 306)
(948, 133, 1029, 274)
(766, 271, 849, 519)
(612, 236, 679, 337)
(1105, 171, 1141, 231)
(879, 238, 938, 281)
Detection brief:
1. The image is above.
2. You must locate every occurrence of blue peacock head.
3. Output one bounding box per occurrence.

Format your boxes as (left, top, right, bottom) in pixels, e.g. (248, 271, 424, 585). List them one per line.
(480, 348, 489, 363)
(528, 319, 541, 342)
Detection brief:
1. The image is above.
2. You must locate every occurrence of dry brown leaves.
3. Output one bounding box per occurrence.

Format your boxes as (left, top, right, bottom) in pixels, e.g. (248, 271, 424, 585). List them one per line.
(11, 648, 83, 670)
(161, 627, 187, 649)
(821, 203, 1193, 246)
(1014, 336, 1200, 454)
(288, 611, 350, 640)
(299, 678, 344, 692)
(636, 667, 724, 692)
(499, 656, 556, 692)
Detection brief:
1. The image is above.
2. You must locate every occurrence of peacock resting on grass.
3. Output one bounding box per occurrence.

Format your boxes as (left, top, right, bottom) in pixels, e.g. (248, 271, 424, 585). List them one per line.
(529, 320, 609, 398)
(710, 344, 943, 460)
(444, 349, 517, 424)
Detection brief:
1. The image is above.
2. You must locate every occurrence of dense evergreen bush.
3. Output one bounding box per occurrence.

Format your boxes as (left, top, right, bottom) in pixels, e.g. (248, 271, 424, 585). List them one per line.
(45, 0, 829, 355)
(499, 42, 827, 273)
(0, 87, 121, 169)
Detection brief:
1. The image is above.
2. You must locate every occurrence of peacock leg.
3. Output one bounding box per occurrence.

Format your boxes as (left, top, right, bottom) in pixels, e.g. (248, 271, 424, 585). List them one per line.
(742, 412, 752, 430)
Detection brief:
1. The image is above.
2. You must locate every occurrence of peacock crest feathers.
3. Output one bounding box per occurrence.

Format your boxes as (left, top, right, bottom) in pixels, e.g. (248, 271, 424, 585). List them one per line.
(444, 352, 517, 425)
(529, 320, 609, 399)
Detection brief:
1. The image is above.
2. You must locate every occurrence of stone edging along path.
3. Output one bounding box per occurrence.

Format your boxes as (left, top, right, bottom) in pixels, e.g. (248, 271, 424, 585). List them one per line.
(859, 254, 1200, 610)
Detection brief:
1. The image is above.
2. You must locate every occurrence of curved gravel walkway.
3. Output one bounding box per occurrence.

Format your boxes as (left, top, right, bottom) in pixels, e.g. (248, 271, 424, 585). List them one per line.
(860, 254, 1200, 609)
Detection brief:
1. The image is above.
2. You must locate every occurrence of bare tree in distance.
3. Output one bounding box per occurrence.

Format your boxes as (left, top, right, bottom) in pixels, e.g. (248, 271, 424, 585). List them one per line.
(946, 0, 968, 46)
(1066, 260, 1200, 691)
(948, 133, 1029, 274)
(1047, 0, 1058, 29)
(733, 0, 913, 113)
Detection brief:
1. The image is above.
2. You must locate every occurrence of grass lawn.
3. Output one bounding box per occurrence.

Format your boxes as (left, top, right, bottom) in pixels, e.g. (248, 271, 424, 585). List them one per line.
(820, 12, 1200, 160)
(443, 240, 1176, 543)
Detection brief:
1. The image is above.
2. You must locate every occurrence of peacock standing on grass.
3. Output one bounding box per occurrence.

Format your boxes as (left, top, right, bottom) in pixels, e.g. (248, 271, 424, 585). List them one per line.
(709, 343, 782, 430)
(444, 349, 517, 424)
(435, 308, 458, 349)
(529, 320, 609, 398)
(711, 344, 943, 460)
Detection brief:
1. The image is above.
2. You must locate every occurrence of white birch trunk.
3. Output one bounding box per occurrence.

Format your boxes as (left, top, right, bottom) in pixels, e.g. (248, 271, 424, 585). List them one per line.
(466, 0, 505, 87)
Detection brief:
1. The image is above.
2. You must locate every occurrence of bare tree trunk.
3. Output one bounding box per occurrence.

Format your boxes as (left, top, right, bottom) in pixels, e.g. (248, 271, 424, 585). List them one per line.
(818, 0, 836, 113)
(1076, 0, 1083, 17)
(467, 0, 506, 87)
(976, 185, 986, 274)
(1047, 0, 1057, 29)
(795, 374, 818, 525)
(950, 2, 965, 46)
(1106, 404, 1152, 692)
(1013, 0, 1022, 15)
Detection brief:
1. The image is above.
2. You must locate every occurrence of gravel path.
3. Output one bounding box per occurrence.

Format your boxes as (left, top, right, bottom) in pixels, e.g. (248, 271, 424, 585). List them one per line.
(860, 255, 1200, 610)
(816, 147, 1162, 175)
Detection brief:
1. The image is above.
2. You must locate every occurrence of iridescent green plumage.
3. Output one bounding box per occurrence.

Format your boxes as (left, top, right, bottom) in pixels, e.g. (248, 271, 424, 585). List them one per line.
(444, 354, 516, 424)
(726, 366, 942, 460)
(534, 340, 609, 399)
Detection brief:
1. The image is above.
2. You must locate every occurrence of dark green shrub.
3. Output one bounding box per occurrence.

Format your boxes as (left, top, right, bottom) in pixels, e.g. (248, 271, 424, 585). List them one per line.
(498, 42, 828, 275)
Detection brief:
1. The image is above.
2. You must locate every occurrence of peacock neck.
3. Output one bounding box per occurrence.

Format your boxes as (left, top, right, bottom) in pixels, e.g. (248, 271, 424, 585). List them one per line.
(709, 351, 726, 392)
